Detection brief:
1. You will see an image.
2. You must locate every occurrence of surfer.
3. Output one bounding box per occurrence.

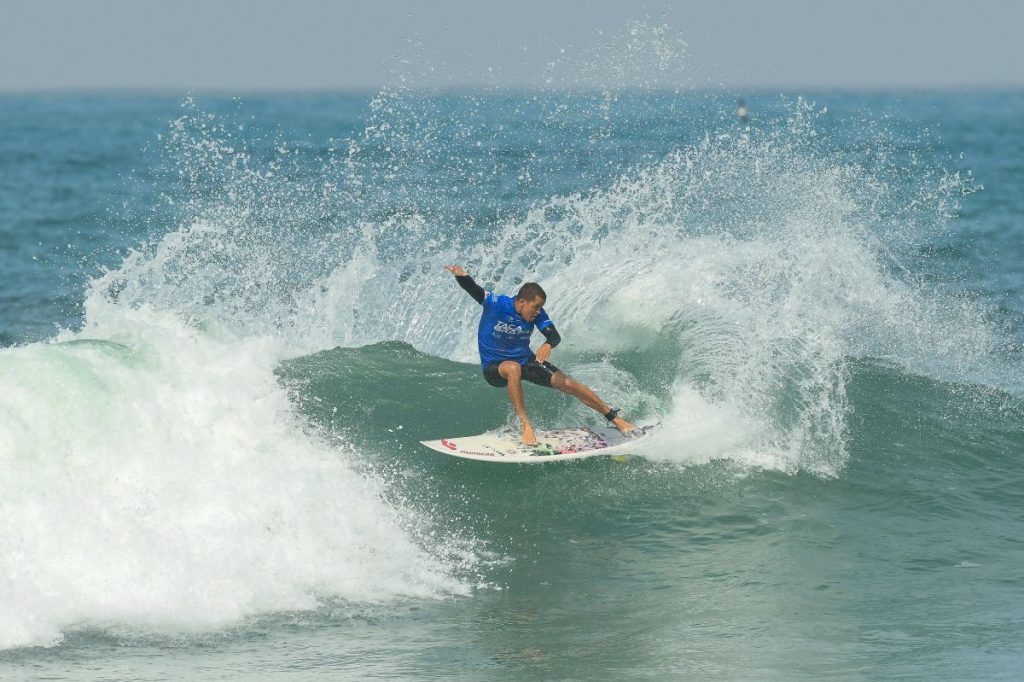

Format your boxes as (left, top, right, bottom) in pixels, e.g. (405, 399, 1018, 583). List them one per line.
(736, 97, 749, 122)
(445, 265, 636, 445)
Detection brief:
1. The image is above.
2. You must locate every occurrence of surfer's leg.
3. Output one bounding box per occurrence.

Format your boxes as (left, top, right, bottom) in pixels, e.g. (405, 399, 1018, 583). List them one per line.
(550, 371, 609, 413)
(499, 360, 537, 445)
(550, 371, 636, 434)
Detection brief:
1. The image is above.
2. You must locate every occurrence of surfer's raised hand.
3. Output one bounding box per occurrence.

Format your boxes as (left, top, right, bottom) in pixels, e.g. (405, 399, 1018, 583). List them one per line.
(444, 265, 468, 277)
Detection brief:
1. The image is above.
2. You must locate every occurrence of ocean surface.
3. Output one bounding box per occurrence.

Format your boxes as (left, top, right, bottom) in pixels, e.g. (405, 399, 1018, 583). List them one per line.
(1, 83, 1023, 680)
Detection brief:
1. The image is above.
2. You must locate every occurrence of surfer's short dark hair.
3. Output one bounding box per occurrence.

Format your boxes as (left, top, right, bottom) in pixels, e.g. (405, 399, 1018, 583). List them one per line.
(516, 282, 546, 301)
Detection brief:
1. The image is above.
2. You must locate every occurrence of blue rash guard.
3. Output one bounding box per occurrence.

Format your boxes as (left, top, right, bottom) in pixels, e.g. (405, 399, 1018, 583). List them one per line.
(476, 291, 553, 368)
(454, 274, 560, 368)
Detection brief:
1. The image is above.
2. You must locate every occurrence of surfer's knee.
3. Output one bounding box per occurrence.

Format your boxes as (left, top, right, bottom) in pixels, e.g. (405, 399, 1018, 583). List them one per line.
(551, 371, 571, 391)
(499, 360, 522, 380)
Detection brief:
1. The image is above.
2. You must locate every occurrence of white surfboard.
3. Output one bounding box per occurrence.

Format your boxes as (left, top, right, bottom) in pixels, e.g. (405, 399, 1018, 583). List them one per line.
(420, 424, 657, 463)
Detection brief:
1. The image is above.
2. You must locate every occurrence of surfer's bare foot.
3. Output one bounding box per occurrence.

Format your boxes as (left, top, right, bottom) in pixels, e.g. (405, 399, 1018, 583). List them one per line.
(612, 416, 635, 435)
(522, 425, 538, 445)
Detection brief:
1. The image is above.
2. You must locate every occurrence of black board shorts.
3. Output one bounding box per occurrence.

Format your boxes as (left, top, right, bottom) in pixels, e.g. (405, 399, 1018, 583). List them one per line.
(483, 357, 561, 388)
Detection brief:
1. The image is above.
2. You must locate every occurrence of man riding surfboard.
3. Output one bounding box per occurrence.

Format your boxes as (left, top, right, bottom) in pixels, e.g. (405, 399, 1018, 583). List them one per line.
(446, 265, 636, 445)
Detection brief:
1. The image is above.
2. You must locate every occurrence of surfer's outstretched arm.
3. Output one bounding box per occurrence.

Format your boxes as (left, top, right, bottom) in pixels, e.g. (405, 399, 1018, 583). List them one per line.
(445, 265, 485, 304)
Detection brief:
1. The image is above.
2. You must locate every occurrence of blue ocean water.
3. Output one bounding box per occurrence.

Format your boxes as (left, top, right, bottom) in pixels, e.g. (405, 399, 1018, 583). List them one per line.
(1, 84, 1023, 680)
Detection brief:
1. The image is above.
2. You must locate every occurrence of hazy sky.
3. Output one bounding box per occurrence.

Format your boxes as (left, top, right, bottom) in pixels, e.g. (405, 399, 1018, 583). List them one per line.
(3, 0, 1023, 91)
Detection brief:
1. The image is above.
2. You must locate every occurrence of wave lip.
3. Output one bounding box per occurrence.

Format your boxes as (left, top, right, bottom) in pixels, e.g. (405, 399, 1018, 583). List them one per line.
(0, 309, 465, 650)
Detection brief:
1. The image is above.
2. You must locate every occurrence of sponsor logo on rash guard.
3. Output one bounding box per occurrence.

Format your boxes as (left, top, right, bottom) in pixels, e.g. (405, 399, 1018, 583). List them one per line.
(493, 320, 530, 336)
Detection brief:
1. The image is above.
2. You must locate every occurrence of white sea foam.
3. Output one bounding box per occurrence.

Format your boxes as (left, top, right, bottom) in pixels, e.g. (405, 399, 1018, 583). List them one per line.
(0, 303, 464, 650)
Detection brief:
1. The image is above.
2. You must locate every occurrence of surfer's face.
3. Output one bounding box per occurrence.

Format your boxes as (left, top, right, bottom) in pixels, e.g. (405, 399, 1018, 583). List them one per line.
(516, 295, 545, 322)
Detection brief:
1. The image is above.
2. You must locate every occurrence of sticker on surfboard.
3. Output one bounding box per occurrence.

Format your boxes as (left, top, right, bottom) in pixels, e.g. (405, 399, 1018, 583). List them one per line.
(420, 424, 658, 463)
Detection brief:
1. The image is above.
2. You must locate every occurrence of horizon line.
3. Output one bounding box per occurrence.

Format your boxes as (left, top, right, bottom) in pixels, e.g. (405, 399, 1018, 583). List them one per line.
(2, 82, 1023, 97)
